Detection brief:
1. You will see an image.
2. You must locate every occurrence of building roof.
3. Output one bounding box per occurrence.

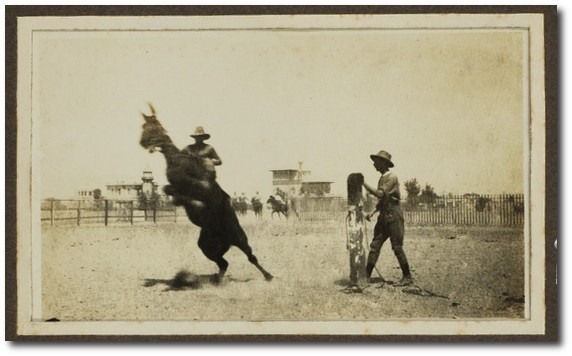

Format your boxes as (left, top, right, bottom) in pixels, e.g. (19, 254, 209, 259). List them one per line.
(269, 169, 311, 173)
(106, 183, 146, 188)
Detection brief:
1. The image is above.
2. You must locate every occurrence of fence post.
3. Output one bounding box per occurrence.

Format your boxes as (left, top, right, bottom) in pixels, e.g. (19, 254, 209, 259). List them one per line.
(346, 173, 368, 290)
(130, 201, 134, 225)
(174, 204, 177, 223)
(104, 200, 109, 226)
(153, 200, 157, 223)
(50, 199, 54, 226)
(501, 195, 504, 226)
(77, 200, 81, 226)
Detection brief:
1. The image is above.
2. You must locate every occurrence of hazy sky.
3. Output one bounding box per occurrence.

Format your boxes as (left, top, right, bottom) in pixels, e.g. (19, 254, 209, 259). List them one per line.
(37, 27, 525, 198)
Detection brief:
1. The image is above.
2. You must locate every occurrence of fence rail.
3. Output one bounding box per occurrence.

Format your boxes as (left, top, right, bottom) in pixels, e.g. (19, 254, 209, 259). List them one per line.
(41, 199, 178, 226)
(293, 194, 524, 226)
(41, 194, 524, 227)
(402, 194, 525, 226)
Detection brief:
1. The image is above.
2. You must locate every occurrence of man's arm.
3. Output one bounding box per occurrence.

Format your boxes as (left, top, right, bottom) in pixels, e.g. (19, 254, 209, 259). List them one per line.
(208, 147, 222, 166)
(362, 183, 384, 221)
(364, 173, 399, 200)
(363, 182, 385, 200)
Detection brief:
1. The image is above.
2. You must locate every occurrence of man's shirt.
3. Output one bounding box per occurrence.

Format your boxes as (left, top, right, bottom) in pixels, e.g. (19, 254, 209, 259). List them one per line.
(182, 143, 221, 165)
(377, 171, 401, 210)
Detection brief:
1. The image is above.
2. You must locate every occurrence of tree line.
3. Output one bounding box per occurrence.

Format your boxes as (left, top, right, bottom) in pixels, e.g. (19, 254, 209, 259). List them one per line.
(404, 178, 438, 209)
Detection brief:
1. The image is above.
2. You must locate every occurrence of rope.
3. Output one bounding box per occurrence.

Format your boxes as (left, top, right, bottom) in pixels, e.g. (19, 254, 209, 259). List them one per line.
(401, 285, 449, 299)
(345, 209, 450, 299)
(365, 214, 450, 298)
(339, 284, 370, 294)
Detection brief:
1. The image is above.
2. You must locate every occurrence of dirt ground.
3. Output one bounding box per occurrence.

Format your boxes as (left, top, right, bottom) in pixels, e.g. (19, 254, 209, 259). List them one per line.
(41, 217, 525, 321)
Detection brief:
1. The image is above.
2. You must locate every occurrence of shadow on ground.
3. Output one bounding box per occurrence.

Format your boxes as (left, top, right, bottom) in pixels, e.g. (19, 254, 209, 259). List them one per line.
(143, 269, 254, 291)
(334, 276, 392, 287)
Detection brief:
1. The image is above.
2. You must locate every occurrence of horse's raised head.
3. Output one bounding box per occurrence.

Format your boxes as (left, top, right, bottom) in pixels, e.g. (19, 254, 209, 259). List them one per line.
(140, 103, 171, 152)
(141, 103, 156, 120)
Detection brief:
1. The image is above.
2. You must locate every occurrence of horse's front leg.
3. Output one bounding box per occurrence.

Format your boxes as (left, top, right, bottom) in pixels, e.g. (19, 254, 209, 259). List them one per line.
(214, 264, 228, 284)
(198, 228, 230, 284)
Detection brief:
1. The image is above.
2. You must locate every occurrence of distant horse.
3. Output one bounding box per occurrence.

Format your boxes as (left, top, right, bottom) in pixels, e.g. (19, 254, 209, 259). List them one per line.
(232, 199, 248, 216)
(286, 196, 301, 221)
(267, 196, 289, 220)
(475, 196, 493, 212)
(251, 198, 263, 219)
(139, 104, 272, 282)
(275, 191, 301, 221)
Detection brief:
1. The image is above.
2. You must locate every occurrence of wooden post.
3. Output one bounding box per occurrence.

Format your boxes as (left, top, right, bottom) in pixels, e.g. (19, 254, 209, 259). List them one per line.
(50, 199, 54, 226)
(77, 200, 81, 226)
(130, 201, 134, 225)
(104, 199, 109, 226)
(152, 200, 157, 223)
(346, 173, 368, 289)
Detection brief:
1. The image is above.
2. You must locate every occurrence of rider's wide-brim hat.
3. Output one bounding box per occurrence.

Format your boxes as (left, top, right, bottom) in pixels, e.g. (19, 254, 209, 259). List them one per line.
(370, 150, 394, 167)
(190, 126, 210, 140)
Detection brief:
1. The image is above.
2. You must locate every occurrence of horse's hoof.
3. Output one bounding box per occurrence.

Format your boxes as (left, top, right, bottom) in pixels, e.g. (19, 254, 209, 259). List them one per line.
(211, 274, 221, 285)
(264, 274, 274, 282)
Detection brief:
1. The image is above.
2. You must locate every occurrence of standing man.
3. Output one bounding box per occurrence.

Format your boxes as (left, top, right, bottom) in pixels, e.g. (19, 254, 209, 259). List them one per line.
(182, 126, 222, 178)
(362, 150, 414, 286)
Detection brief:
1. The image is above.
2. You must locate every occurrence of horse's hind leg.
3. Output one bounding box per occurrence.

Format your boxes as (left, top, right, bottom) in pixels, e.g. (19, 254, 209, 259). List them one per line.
(233, 230, 273, 281)
(241, 244, 273, 281)
(292, 208, 301, 221)
(288, 203, 301, 221)
(222, 202, 273, 281)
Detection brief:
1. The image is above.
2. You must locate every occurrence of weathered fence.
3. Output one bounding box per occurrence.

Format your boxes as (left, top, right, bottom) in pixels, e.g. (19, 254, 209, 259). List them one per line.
(293, 194, 524, 226)
(403, 194, 525, 226)
(41, 194, 525, 227)
(41, 199, 178, 226)
(295, 196, 347, 222)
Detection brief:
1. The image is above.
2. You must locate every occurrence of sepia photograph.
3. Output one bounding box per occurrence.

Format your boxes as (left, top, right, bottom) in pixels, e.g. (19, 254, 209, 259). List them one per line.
(6, 5, 557, 340)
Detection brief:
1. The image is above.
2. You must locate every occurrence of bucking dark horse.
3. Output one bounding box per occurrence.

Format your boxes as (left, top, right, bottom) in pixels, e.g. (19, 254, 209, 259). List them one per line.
(140, 104, 273, 282)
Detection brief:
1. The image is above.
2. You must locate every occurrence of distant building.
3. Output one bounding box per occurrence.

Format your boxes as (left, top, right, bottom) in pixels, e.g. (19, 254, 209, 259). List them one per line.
(140, 171, 157, 197)
(77, 189, 96, 200)
(76, 171, 160, 201)
(270, 162, 333, 196)
(105, 183, 143, 200)
(270, 162, 310, 196)
(106, 171, 159, 200)
(300, 181, 333, 196)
